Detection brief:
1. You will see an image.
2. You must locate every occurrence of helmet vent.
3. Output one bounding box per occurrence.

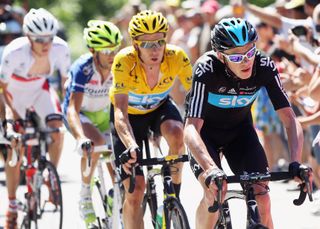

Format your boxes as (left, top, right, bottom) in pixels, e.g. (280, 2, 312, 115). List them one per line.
(152, 18, 156, 30)
(26, 25, 34, 33)
(100, 36, 112, 44)
(33, 21, 42, 31)
(228, 30, 239, 43)
(104, 25, 111, 35)
(143, 20, 149, 31)
(242, 26, 247, 42)
(115, 33, 119, 43)
(42, 18, 47, 29)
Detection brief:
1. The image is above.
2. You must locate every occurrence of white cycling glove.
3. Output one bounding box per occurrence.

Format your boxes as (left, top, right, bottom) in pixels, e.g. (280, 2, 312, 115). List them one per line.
(75, 138, 93, 156)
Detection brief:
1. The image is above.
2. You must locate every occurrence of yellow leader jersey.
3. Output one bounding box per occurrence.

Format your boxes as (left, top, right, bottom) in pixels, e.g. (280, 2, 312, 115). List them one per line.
(109, 44, 192, 114)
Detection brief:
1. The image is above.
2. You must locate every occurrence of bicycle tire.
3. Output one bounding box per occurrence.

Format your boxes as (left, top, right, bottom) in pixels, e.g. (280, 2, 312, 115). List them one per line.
(20, 193, 38, 229)
(37, 161, 63, 229)
(142, 178, 158, 228)
(215, 201, 232, 229)
(164, 197, 190, 229)
(92, 178, 112, 229)
(142, 186, 158, 228)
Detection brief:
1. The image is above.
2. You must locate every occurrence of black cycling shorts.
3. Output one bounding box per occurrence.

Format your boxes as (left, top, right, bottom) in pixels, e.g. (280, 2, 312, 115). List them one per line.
(189, 122, 269, 179)
(110, 97, 182, 180)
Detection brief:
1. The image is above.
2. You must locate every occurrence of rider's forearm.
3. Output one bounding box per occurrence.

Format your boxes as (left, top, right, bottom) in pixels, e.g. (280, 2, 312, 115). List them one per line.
(308, 68, 320, 101)
(299, 111, 320, 126)
(285, 118, 304, 162)
(245, 4, 282, 29)
(114, 107, 138, 149)
(293, 41, 320, 66)
(67, 107, 86, 140)
(184, 124, 217, 171)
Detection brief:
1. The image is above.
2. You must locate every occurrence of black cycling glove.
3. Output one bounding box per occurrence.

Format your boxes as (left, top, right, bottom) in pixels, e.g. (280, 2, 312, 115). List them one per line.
(204, 167, 227, 188)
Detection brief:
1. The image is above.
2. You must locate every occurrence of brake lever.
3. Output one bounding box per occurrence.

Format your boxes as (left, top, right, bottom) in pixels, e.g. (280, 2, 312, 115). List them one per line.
(293, 168, 313, 205)
(208, 177, 224, 213)
(120, 148, 136, 193)
(293, 183, 307, 206)
(82, 141, 93, 177)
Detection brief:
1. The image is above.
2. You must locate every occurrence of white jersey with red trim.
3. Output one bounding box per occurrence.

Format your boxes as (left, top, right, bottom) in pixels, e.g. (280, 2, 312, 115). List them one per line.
(0, 36, 71, 122)
(0, 36, 70, 86)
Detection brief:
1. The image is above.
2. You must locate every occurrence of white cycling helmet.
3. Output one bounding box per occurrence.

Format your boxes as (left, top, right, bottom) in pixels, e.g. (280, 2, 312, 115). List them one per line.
(23, 8, 59, 36)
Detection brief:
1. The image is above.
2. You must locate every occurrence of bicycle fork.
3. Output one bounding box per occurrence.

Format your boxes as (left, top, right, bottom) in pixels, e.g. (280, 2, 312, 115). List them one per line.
(162, 165, 176, 229)
(245, 187, 261, 228)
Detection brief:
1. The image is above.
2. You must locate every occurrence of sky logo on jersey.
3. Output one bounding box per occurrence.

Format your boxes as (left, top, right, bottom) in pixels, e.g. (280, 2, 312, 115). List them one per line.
(208, 92, 258, 108)
(128, 89, 171, 110)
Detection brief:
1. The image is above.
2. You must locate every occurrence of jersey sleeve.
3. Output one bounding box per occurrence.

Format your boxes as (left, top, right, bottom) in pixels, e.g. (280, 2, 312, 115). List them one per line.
(0, 46, 17, 83)
(110, 52, 132, 95)
(55, 44, 71, 78)
(175, 48, 192, 91)
(185, 59, 210, 119)
(261, 57, 291, 110)
(68, 63, 89, 93)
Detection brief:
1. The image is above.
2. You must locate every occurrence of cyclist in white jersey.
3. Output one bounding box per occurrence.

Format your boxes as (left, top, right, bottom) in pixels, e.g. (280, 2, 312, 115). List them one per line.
(63, 20, 122, 227)
(0, 8, 70, 229)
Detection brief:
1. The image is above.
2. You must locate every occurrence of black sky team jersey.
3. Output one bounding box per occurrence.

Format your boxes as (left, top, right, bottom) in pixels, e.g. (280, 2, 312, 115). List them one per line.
(186, 51, 290, 130)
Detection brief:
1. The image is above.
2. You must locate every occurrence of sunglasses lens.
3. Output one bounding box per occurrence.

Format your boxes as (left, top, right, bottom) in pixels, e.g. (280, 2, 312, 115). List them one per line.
(31, 36, 54, 43)
(99, 47, 119, 55)
(138, 39, 166, 49)
(246, 47, 256, 58)
(316, 25, 320, 33)
(228, 55, 243, 62)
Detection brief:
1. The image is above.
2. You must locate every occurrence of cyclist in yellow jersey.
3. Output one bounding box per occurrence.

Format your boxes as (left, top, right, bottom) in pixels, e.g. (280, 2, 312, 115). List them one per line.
(109, 10, 192, 229)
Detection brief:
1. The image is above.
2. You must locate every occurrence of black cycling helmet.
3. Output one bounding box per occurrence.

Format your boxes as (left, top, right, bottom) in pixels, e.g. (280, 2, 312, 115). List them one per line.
(211, 17, 258, 52)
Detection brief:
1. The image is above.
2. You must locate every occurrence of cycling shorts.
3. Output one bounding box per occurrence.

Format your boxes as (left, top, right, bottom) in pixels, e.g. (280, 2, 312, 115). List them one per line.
(6, 76, 61, 125)
(110, 97, 182, 180)
(189, 122, 269, 179)
(80, 107, 110, 133)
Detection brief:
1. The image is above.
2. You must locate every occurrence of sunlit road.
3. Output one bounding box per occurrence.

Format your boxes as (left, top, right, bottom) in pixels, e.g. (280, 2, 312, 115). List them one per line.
(0, 132, 319, 229)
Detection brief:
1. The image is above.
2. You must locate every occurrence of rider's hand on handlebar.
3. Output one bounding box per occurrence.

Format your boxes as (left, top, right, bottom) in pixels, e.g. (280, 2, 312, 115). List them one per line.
(75, 138, 93, 156)
(120, 147, 138, 175)
(289, 161, 313, 192)
(203, 167, 227, 194)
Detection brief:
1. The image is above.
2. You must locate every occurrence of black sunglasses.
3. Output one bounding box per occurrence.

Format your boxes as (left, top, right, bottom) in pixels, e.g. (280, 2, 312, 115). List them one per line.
(316, 24, 320, 33)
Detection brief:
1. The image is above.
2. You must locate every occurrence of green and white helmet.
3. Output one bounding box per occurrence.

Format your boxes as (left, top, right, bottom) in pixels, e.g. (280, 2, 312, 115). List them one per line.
(83, 20, 122, 51)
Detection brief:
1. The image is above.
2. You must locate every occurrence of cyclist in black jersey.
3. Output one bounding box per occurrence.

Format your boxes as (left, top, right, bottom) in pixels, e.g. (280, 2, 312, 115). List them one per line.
(184, 17, 312, 229)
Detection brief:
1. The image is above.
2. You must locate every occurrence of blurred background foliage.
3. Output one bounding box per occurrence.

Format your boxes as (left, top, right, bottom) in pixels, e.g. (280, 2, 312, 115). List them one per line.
(14, 0, 275, 59)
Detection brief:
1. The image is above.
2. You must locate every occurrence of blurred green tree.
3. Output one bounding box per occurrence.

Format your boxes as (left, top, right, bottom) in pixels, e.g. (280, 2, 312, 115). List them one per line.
(14, 0, 276, 58)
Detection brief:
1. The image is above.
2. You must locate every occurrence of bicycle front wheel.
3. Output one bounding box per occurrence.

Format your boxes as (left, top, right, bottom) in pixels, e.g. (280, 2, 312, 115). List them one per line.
(37, 161, 63, 229)
(164, 197, 190, 229)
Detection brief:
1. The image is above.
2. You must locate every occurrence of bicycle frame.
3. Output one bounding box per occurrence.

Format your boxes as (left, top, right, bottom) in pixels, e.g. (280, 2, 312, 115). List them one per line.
(212, 171, 313, 229)
(18, 109, 64, 228)
(135, 139, 190, 229)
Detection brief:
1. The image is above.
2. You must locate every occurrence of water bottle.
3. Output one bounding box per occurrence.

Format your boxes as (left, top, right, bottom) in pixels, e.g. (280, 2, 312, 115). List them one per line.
(156, 205, 163, 229)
